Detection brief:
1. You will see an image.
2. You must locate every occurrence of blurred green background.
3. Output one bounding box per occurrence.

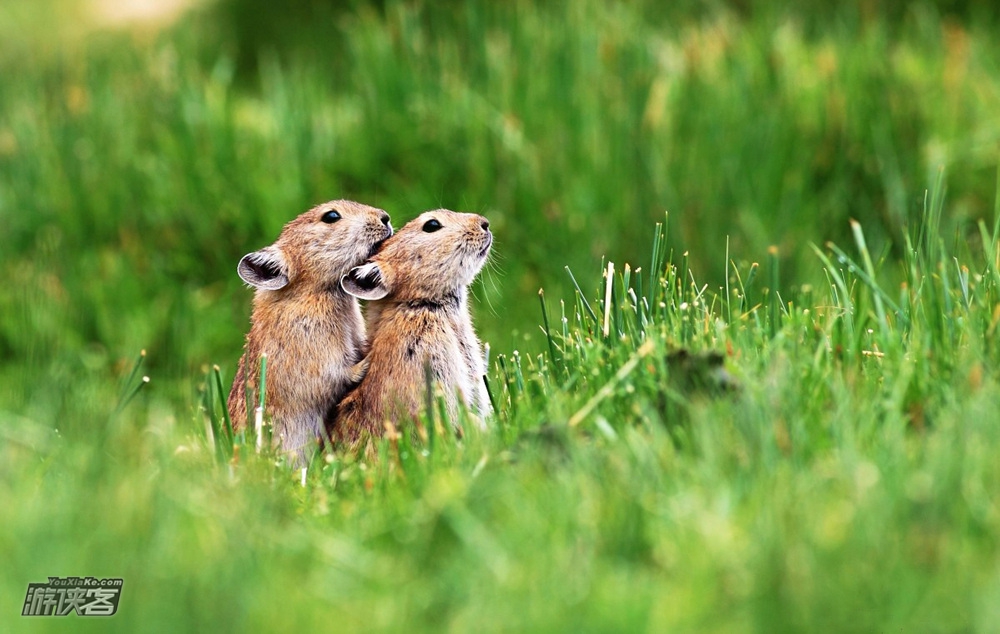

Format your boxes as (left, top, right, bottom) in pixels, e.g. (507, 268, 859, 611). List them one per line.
(1, 0, 999, 415)
(3, 1, 1000, 631)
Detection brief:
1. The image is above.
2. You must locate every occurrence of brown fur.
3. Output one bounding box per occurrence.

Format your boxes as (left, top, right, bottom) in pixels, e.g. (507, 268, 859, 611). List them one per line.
(227, 200, 392, 462)
(333, 209, 492, 445)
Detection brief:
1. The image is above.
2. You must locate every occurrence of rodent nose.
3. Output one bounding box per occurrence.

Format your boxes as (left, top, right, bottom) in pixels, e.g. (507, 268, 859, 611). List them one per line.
(380, 212, 391, 227)
(481, 219, 490, 230)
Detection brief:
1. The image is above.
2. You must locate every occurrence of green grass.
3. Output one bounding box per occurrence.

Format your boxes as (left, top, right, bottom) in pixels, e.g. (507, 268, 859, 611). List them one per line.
(3, 0, 1000, 631)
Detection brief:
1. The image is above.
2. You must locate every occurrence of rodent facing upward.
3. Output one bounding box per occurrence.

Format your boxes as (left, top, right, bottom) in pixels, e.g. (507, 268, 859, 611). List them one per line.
(227, 199, 392, 462)
(332, 209, 493, 444)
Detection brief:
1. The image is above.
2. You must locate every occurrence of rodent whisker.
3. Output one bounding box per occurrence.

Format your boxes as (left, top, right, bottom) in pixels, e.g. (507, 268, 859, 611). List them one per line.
(477, 262, 503, 317)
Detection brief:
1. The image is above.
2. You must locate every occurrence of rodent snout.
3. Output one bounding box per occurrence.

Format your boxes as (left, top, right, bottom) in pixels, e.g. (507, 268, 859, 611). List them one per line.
(379, 212, 391, 227)
(480, 219, 490, 230)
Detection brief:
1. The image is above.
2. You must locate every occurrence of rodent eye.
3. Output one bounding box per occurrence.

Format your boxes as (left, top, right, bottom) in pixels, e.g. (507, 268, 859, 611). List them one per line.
(321, 210, 342, 223)
(422, 219, 443, 233)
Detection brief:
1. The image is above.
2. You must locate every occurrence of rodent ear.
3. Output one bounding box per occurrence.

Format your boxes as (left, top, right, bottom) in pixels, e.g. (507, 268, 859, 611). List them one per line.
(238, 248, 289, 290)
(341, 262, 390, 300)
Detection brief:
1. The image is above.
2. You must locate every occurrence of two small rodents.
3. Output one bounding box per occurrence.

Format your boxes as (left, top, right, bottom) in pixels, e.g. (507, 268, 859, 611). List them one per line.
(228, 201, 492, 461)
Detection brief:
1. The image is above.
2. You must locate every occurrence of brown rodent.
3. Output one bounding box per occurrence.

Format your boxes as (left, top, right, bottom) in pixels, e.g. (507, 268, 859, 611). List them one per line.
(332, 209, 493, 445)
(227, 200, 392, 462)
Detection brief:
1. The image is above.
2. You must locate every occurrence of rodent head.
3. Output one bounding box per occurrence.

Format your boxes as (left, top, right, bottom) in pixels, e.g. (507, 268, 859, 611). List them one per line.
(341, 209, 492, 303)
(237, 200, 392, 292)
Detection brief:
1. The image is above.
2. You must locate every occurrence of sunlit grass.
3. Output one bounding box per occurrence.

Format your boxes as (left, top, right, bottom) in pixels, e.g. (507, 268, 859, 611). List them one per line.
(7, 171, 1000, 629)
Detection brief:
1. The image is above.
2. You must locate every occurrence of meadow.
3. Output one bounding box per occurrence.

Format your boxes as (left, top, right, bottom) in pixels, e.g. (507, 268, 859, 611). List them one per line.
(2, 0, 1000, 631)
